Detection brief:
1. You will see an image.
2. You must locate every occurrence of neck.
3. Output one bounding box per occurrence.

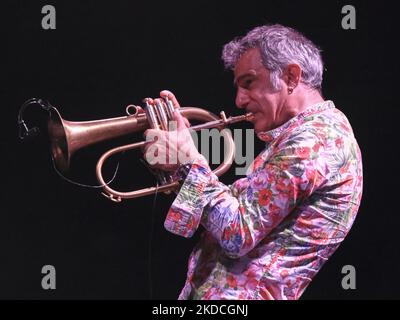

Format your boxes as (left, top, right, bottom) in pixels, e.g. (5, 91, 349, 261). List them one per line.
(284, 86, 324, 119)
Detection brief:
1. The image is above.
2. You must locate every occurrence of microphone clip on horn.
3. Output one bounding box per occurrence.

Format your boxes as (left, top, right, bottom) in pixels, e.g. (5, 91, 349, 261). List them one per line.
(18, 98, 54, 140)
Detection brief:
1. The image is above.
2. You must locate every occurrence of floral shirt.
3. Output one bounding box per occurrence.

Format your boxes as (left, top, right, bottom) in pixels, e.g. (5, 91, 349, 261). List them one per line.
(164, 101, 363, 300)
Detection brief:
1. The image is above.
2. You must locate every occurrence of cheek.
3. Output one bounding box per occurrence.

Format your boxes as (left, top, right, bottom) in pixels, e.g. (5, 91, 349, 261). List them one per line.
(253, 102, 273, 121)
(257, 94, 280, 119)
(254, 94, 271, 112)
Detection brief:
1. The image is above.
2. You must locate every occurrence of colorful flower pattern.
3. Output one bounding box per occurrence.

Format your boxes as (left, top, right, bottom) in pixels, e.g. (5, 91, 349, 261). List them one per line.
(164, 101, 363, 300)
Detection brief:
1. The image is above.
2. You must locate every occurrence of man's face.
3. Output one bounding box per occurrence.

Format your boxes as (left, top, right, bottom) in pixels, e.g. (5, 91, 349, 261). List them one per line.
(233, 47, 285, 133)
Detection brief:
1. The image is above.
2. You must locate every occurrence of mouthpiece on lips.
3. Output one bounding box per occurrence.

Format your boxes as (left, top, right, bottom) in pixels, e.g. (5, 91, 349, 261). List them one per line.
(245, 112, 255, 122)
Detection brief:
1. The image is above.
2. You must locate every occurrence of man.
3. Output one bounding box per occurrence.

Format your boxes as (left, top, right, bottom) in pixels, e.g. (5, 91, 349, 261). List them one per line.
(144, 24, 363, 300)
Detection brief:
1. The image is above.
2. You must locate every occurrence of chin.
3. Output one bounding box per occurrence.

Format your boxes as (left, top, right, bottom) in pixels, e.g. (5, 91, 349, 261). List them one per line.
(254, 121, 270, 133)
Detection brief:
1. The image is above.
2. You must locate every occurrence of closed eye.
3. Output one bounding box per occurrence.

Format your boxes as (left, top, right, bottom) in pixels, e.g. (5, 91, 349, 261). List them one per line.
(243, 79, 253, 88)
(234, 73, 256, 89)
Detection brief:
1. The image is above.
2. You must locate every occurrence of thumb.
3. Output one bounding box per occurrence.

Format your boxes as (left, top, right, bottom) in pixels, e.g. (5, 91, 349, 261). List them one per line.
(173, 109, 187, 130)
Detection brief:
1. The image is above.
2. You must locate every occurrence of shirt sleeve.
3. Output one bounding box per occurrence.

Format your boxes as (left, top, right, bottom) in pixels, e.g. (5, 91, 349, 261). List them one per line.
(164, 130, 328, 258)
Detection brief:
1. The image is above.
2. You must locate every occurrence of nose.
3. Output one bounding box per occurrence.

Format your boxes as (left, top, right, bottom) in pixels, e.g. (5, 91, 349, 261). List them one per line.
(235, 88, 250, 109)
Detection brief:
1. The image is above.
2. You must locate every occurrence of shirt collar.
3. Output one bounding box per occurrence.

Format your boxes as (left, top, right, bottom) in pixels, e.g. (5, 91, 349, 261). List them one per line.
(256, 100, 335, 143)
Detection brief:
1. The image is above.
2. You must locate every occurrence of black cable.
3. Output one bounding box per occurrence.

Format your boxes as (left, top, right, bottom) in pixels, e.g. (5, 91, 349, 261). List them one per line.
(18, 98, 53, 140)
(19, 98, 161, 299)
(18, 98, 122, 189)
(148, 184, 159, 300)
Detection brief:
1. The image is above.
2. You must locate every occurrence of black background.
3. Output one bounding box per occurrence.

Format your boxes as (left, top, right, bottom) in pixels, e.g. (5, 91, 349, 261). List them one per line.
(1, 0, 399, 299)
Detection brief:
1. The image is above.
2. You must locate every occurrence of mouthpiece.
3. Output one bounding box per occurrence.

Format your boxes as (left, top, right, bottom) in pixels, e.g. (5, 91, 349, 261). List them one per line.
(225, 112, 255, 125)
(245, 113, 255, 122)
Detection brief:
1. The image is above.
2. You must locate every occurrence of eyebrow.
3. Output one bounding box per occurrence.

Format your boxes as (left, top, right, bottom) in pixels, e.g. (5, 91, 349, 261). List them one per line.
(233, 73, 255, 87)
(233, 69, 258, 87)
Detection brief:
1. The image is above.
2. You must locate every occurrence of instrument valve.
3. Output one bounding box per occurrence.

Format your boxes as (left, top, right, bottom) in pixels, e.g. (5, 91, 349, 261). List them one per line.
(220, 111, 228, 124)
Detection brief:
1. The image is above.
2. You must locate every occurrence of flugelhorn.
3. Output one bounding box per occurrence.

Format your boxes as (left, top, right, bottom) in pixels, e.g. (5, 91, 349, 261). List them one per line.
(47, 97, 253, 202)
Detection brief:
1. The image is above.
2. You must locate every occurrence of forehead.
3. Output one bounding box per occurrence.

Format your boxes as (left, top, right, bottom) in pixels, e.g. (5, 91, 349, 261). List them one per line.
(234, 48, 264, 73)
(233, 48, 266, 82)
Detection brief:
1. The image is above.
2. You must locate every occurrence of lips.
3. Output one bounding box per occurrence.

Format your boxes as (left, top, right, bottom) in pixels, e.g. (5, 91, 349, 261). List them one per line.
(245, 107, 257, 114)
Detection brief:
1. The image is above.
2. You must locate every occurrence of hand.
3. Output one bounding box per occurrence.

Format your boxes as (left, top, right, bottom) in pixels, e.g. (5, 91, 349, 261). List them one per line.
(143, 90, 201, 172)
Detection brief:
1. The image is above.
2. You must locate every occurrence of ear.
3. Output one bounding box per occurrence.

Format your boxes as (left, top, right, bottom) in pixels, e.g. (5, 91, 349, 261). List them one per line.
(283, 64, 302, 89)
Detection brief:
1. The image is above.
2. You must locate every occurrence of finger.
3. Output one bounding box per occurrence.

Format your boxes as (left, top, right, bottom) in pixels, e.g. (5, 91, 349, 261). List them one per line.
(143, 129, 159, 151)
(183, 117, 190, 128)
(144, 129, 159, 141)
(145, 144, 168, 167)
(143, 140, 154, 154)
(160, 90, 181, 109)
(143, 97, 155, 105)
(144, 144, 162, 165)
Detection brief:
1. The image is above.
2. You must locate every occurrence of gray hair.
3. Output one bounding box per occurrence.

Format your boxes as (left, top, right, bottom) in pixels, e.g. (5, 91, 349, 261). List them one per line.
(222, 24, 324, 91)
